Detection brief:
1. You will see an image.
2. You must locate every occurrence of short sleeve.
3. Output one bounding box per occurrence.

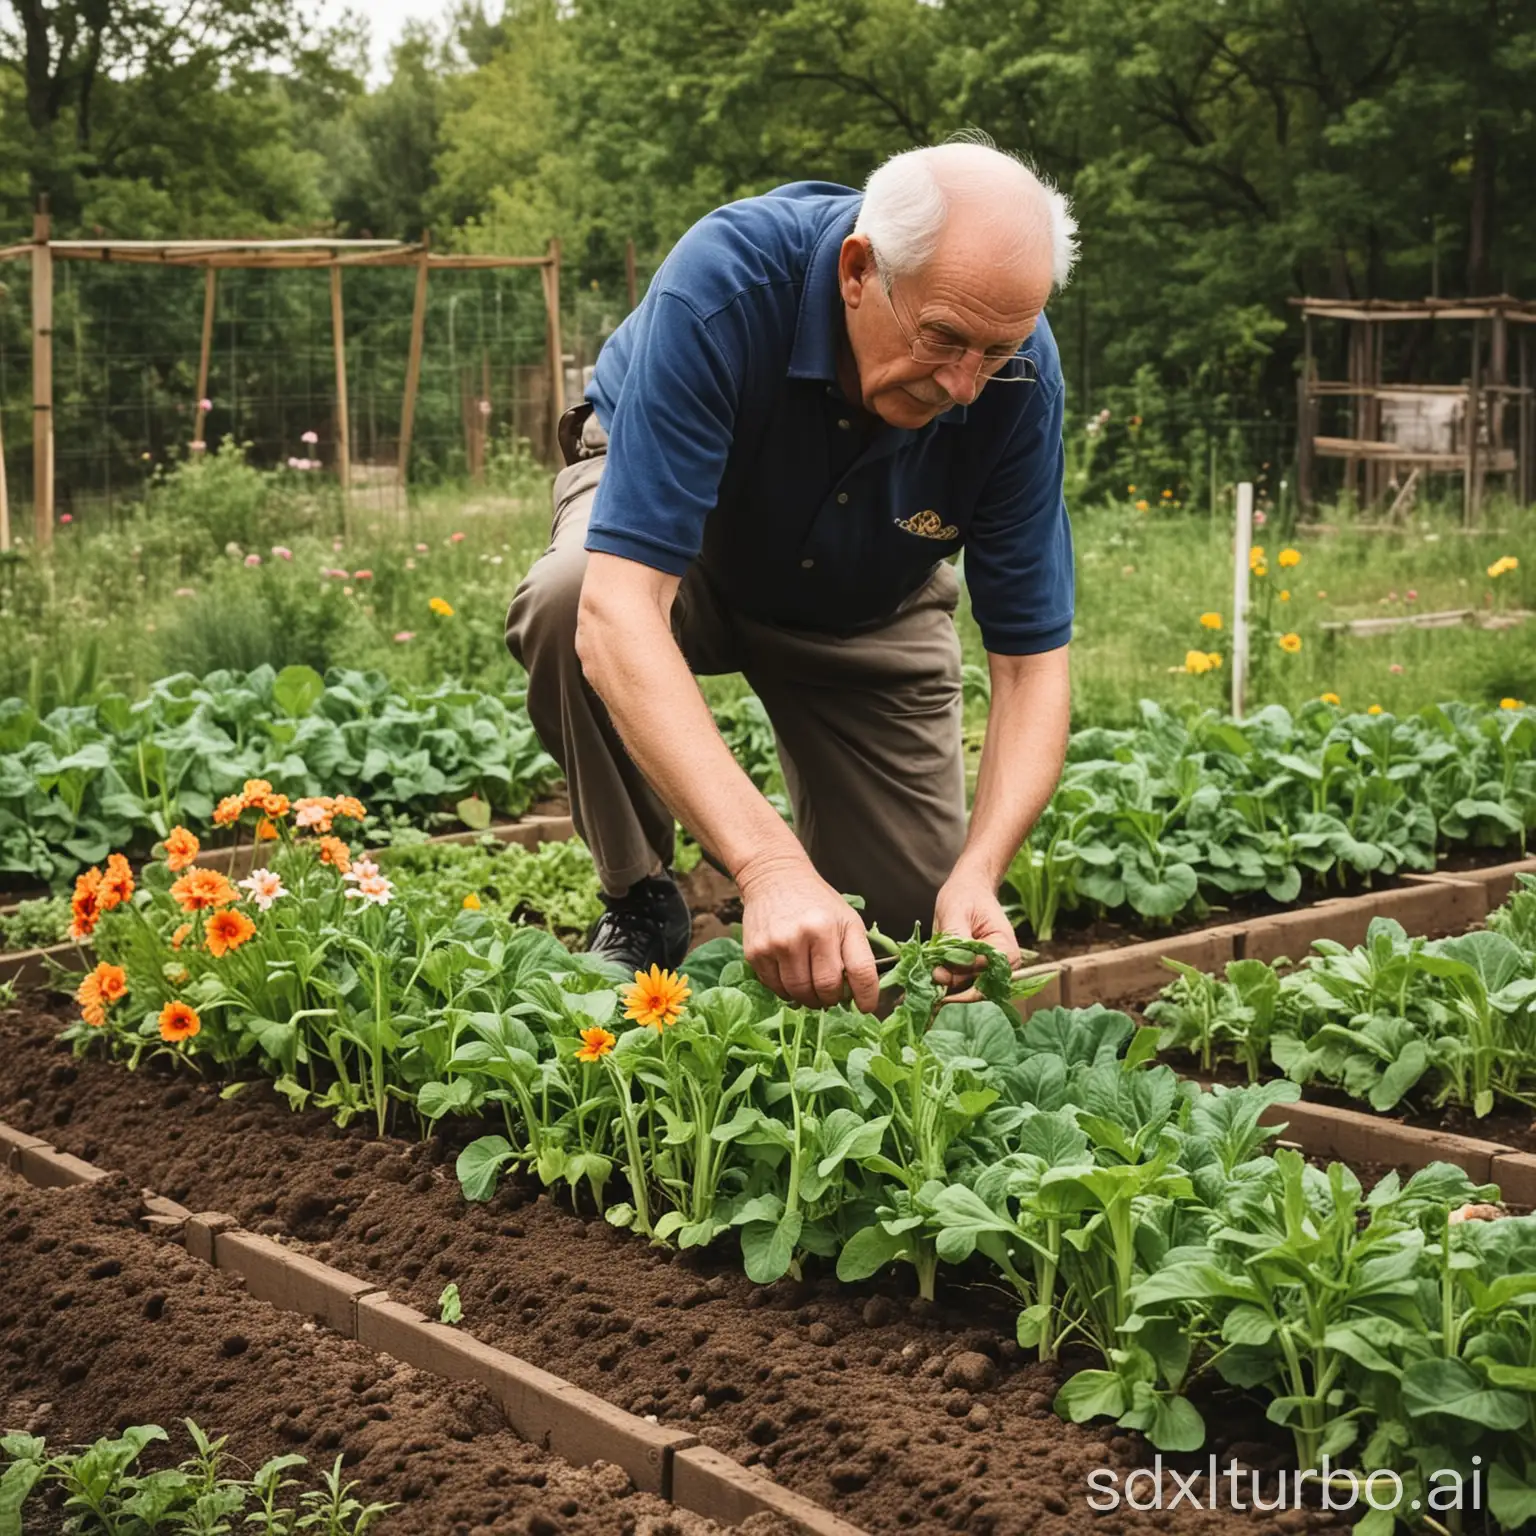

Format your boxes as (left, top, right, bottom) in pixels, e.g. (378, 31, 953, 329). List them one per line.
(584, 292, 742, 575)
(962, 379, 1075, 655)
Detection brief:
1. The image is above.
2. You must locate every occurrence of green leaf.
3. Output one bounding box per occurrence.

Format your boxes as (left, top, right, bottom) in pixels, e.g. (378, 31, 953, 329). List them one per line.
(1054, 1368, 1128, 1425)
(456, 795, 493, 831)
(272, 664, 325, 719)
(741, 1209, 804, 1284)
(836, 1221, 910, 1282)
(438, 1282, 463, 1325)
(455, 1136, 517, 1203)
(1401, 1358, 1528, 1428)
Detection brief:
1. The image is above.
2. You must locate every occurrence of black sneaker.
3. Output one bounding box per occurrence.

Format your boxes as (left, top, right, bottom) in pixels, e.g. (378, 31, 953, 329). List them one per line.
(584, 873, 692, 974)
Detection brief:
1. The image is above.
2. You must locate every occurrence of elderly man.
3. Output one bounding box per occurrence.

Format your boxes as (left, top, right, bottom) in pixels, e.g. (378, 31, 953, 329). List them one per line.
(507, 140, 1076, 1014)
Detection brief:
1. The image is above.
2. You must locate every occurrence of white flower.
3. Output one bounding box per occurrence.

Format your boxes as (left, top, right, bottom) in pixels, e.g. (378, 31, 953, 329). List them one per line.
(344, 871, 394, 906)
(343, 855, 382, 884)
(295, 802, 329, 829)
(238, 868, 288, 911)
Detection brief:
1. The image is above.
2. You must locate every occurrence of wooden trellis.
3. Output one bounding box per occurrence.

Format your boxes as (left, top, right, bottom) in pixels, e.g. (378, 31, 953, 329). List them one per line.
(0, 203, 565, 551)
(1293, 294, 1536, 523)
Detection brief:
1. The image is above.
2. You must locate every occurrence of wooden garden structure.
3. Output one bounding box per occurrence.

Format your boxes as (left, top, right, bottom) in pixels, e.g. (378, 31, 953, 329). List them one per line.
(0, 202, 566, 552)
(1293, 295, 1536, 522)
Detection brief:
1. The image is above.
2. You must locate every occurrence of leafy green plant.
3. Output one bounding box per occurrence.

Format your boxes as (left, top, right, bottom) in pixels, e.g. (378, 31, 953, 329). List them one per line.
(0, 1421, 391, 1536)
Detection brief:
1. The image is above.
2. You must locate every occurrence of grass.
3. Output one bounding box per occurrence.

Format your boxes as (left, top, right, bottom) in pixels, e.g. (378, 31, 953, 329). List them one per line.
(2, 443, 1531, 736)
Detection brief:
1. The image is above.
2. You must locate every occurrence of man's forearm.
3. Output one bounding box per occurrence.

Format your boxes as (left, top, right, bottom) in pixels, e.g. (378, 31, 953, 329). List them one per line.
(575, 560, 804, 885)
(953, 646, 1071, 889)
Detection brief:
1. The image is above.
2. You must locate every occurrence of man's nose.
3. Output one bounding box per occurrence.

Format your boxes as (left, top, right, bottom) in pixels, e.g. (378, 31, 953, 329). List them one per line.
(933, 358, 982, 406)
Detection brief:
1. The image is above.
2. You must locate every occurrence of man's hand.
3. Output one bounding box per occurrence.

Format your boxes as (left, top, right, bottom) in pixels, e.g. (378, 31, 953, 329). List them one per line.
(737, 852, 880, 1012)
(932, 864, 1022, 989)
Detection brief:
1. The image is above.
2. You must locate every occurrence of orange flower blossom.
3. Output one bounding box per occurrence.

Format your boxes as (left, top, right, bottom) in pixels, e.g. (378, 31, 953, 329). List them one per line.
(623, 966, 691, 1032)
(163, 826, 200, 872)
(575, 1026, 617, 1063)
(171, 867, 238, 913)
(158, 1000, 201, 1043)
(206, 908, 257, 957)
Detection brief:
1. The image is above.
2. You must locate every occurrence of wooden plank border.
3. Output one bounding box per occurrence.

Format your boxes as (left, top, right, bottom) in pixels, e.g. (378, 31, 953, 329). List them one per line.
(0, 1117, 868, 1535)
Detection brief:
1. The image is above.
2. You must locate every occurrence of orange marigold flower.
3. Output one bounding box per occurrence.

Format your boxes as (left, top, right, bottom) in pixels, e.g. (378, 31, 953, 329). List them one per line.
(331, 795, 367, 823)
(75, 973, 106, 1028)
(575, 1026, 617, 1063)
(158, 1000, 201, 1043)
(164, 825, 200, 872)
(240, 778, 273, 806)
(317, 836, 351, 874)
(205, 908, 257, 957)
(100, 852, 135, 910)
(622, 965, 691, 1032)
(171, 867, 238, 913)
(213, 794, 246, 827)
(171, 922, 193, 950)
(91, 962, 128, 1005)
(70, 867, 104, 941)
(254, 816, 279, 841)
(260, 792, 290, 819)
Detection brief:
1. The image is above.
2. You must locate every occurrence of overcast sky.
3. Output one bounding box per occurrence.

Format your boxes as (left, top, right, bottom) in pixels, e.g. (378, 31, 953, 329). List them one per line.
(311, 0, 459, 83)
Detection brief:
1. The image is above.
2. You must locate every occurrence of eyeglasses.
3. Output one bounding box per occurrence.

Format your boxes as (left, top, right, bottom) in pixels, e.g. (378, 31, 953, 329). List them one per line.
(885, 278, 1037, 385)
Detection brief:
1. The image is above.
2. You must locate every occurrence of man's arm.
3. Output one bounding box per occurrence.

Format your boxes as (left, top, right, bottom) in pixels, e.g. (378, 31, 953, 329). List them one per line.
(933, 644, 1070, 966)
(576, 552, 880, 1011)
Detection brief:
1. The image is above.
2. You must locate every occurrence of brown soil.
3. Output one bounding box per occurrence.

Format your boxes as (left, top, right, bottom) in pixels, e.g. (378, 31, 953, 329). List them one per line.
(0, 997, 1306, 1536)
(0, 1170, 769, 1536)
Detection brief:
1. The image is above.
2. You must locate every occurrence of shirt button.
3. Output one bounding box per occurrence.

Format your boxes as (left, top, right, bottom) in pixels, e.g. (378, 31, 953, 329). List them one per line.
(800, 558, 815, 569)
(836, 493, 849, 505)
(837, 418, 850, 430)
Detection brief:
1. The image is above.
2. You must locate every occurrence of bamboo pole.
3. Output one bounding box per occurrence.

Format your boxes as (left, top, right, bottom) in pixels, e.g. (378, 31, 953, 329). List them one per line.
(542, 238, 565, 465)
(330, 265, 351, 527)
(396, 234, 432, 507)
(31, 201, 53, 548)
(193, 267, 216, 450)
(1466, 319, 1482, 525)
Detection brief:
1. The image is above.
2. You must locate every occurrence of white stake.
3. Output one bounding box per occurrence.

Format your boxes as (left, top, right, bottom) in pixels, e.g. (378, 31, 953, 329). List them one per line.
(1232, 482, 1254, 717)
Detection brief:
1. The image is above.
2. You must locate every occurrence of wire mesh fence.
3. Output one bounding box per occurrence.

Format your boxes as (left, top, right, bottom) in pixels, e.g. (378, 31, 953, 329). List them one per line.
(0, 248, 573, 533)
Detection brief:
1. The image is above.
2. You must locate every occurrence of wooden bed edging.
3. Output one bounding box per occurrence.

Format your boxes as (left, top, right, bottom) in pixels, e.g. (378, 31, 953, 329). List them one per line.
(2, 1120, 869, 1536)
(1014, 857, 1536, 1018)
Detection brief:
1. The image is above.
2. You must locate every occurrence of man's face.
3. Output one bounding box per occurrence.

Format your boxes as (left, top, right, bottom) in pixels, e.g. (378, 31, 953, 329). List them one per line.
(839, 230, 1053, 429)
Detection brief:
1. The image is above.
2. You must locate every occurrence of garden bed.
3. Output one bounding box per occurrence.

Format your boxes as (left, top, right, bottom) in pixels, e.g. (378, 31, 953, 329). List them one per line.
(0, 1168, 764, 1536)
(0, 996, 1274, 1536)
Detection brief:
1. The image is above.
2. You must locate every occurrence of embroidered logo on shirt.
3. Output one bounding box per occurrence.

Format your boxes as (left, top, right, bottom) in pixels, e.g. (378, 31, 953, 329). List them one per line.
(894, 509, 959, 541)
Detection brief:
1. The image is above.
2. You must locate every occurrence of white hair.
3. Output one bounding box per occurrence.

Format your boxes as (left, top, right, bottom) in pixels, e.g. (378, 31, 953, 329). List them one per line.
(853, 138, 1079, 291)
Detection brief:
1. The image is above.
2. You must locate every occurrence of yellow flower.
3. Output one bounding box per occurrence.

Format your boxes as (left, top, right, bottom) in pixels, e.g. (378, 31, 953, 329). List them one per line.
(1135, 499, 1150, 512)
(1161, 489, 1173, 500)
(429, 596, 455, 617)
(1249, 545, 1266, 566)
(462, 892, 482, 910)
(1127, 484, 1137, 493)
(1320, 692, 1341, 706)
(1367, 704, 1384, 715)
(1279, 590, 1291, 602)
(574, 1026, 616, 1063)
(1199, 612, 1222, 631)
(622, 965, 691, 1031)
(1488, 556, 1519, 579)
(1278, 632, 1302, 654)
(1252, 564, 1268, 578)
(1278, 548, 1301, 569)
(1183, 650, 1213, 675)
(1500, 698, 1525, 711)
(1205, 651, 1222, 669)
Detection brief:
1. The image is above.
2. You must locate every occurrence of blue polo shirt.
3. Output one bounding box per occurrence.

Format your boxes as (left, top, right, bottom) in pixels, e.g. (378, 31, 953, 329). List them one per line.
(585, 181, 1074, 655)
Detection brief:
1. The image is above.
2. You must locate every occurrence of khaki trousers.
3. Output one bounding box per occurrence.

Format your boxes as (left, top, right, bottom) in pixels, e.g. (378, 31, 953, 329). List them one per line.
(505, 412, 967, 939)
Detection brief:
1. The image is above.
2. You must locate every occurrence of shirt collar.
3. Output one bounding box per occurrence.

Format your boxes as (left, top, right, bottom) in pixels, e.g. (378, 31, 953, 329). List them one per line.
(787, 211, 856, 382)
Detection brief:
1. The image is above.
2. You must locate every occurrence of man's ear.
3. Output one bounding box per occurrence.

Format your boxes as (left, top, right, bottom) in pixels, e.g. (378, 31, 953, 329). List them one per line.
(839, 235, 876, 309)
